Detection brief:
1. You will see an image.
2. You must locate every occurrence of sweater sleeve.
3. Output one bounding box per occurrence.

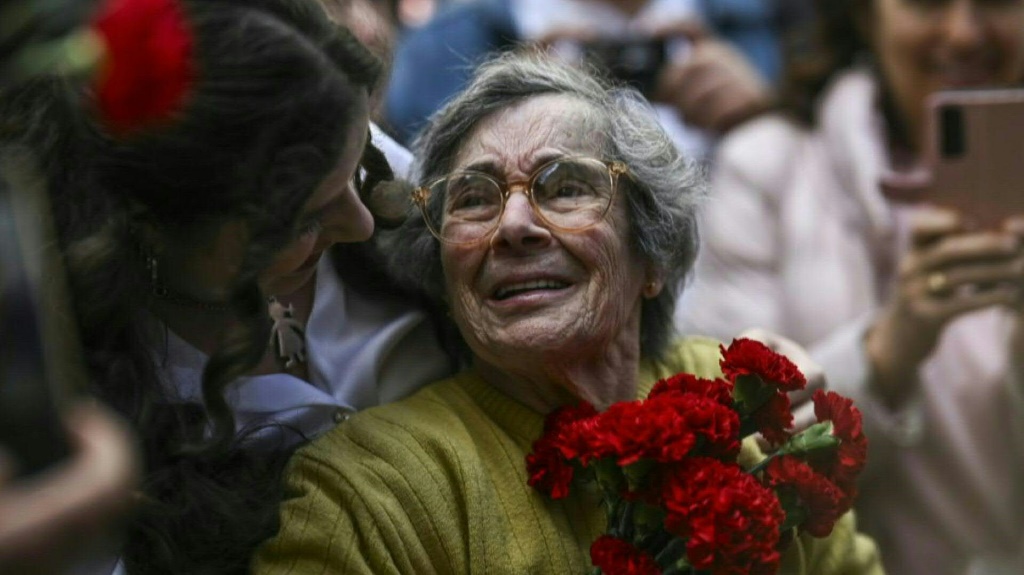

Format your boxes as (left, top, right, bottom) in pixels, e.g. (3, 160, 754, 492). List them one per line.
(782, 512, 885, 575)
(251, 407, 469, 575)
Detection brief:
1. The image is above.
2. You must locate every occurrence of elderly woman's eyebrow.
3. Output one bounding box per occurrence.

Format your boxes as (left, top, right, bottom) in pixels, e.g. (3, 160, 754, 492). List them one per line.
(461, 152, 568, 178)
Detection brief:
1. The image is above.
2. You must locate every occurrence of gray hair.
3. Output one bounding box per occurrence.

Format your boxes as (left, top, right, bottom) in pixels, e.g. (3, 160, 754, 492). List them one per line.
(382, 49, 706, 359)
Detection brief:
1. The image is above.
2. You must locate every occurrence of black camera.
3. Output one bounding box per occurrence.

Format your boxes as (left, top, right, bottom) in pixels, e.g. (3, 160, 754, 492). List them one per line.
(580, 37, 668, 96)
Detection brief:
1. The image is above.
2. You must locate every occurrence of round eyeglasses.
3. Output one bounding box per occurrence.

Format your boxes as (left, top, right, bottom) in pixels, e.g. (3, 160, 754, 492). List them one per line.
(411, 157, 629, 244)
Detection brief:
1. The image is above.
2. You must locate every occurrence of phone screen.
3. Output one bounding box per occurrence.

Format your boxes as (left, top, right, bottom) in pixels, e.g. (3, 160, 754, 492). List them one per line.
(924, 88, 1024, 228)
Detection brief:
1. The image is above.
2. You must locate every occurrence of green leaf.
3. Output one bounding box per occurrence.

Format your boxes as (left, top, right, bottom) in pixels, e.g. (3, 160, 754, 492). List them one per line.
(776, 489, 808, 532)
(623, 459, 655, 491)
(732, 374, 775, 417)
(779, 421, 839, 457)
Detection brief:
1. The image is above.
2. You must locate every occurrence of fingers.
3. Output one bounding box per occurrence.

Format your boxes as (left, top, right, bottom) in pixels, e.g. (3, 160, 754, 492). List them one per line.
(921, 283, 1021, 318)
(790, 402, 817, 434)
(868, 209, 1024, 407)
(654, 39, 770, 133)
(908, 207, 963, 249)
(0, 403, 138, 570)
(649, 19, 709, 44)
(906, 231, 1020, 274)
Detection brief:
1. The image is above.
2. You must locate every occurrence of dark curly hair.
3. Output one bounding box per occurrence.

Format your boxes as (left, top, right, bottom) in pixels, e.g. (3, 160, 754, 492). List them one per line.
(1, 0, 393, 571)
(775, 0, 917, 147)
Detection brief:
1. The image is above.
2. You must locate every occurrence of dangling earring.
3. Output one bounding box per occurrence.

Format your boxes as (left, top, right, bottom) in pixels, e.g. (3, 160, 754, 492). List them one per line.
(268, 296, 307, 369)
(145, 252, 168, 297)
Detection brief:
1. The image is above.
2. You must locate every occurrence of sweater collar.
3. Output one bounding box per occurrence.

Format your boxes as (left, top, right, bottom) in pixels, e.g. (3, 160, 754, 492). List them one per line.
(457, 356, 663, 445)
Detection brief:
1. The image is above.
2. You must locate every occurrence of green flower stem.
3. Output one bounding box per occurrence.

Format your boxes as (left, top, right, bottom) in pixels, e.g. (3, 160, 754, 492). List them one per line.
(656, 538, 691, 574)
(618, 500, 636, 540)
(747, 451, 778, 476)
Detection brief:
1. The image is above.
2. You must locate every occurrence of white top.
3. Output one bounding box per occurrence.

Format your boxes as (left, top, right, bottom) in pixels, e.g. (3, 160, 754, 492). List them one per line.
(676, 70, 1024, 575)
(510, 0, 710, 157)
(152, 255, 451, 449)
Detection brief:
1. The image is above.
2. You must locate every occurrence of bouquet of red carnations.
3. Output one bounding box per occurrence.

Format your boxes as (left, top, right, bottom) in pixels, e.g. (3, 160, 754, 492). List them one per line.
(525, 338, 868, 575)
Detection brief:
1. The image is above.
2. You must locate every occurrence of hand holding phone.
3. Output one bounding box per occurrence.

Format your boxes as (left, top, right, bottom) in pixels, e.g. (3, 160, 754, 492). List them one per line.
(923, 88, 1024, 229)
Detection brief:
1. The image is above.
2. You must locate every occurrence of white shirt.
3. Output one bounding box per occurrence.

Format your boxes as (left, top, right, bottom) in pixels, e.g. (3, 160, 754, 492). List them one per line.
(152, 255, 451, 449)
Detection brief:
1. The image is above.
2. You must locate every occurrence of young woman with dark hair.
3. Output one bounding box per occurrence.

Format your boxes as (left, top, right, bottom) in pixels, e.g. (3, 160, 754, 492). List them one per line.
(1, 0, 450, 572)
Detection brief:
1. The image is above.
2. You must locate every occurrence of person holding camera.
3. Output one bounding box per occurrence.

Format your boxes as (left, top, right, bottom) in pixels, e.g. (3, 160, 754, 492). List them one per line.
(675, 1, 1024, 574)
(383, 0, 774, 157)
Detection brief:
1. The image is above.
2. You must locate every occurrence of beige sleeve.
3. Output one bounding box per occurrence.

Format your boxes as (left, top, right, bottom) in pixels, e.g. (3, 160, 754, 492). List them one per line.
(780, 511, 886, 575)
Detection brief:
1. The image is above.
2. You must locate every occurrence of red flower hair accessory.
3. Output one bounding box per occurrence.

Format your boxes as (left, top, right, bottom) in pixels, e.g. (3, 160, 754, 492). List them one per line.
(92, 0, 194, 134)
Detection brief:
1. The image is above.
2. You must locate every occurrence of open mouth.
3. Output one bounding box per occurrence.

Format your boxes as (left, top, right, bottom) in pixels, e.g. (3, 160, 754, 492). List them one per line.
(493, 279, 571, 301)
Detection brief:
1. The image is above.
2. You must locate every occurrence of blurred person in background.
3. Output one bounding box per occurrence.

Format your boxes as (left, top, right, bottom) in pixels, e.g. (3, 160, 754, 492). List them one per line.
(676, 1, 1024, 573)
(383, 0, 777, 156)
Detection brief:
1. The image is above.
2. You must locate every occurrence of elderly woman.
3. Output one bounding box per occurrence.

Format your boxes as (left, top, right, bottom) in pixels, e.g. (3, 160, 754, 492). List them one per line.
(253, 51, 882, 574)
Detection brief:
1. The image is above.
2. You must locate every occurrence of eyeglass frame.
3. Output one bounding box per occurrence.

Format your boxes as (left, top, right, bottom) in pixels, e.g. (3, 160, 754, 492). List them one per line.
(411, 156, 630, 245)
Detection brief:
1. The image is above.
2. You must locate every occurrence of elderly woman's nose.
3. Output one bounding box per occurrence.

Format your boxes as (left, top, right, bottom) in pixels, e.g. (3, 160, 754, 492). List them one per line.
(490, 192, 551, 249)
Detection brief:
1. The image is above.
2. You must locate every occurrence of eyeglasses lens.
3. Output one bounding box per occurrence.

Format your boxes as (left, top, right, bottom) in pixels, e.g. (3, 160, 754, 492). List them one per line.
(428, 159, 614, 242)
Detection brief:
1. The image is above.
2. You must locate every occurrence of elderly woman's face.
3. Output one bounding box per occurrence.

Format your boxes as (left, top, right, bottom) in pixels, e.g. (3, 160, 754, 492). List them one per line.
(440, 94, 651, 367)
(869, 0, 1024, 147)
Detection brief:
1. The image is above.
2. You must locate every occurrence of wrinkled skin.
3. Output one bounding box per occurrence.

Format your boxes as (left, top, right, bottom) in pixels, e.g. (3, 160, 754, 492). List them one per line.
(440, 94, 662, 413)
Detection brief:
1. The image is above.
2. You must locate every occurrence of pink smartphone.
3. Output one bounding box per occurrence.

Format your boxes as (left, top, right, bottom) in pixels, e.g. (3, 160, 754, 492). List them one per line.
(923, 88, 1024, 229)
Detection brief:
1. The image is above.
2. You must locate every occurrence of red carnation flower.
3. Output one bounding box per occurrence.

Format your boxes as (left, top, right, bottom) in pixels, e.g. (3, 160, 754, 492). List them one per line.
(811, 390, 868, 495)
(525, 435, 576, 500)
(649, 373, 734, 406)
(765, 456, 846, 537)
(590, 535, 662, 575)
(527, 403, 600, 498)
(720, 339, 806, 392)
(669, 394, 741, 459)
(589, 399, 698, 466)
(662, 458, 783, 575)
(92, 0, 194, 134)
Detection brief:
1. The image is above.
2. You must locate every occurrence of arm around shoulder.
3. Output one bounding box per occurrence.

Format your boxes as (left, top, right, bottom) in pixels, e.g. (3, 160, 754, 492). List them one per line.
(252, 412, 468, 575)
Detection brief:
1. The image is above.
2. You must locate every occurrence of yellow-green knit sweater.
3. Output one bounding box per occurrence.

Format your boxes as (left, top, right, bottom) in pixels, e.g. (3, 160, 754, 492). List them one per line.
(253, 337, 884, 575)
